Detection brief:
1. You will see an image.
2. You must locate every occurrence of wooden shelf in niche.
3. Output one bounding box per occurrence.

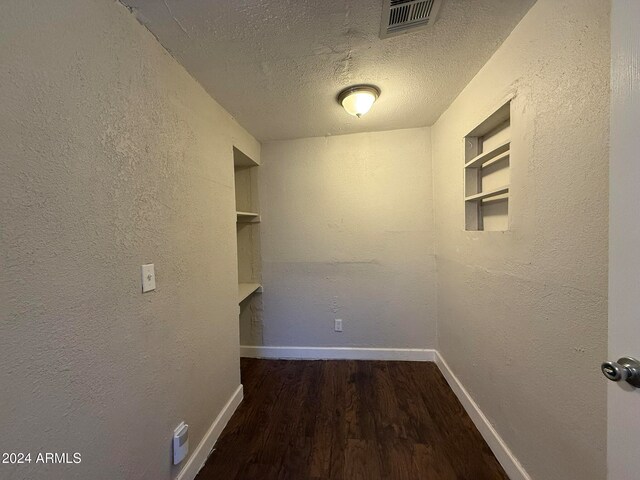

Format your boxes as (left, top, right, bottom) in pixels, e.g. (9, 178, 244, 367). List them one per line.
(238, 283, 262, 304)
(236, 211, 261, 223)
(465, 185, 509, 202)
(464, 100, 512, 232)
(464, 141, 510, 169)
(233, 146, 259, 168)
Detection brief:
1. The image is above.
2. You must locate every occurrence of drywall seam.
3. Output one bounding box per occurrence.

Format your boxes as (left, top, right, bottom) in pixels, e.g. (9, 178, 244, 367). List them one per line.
(176, 385, 244, 480)
(162, 0, 190, 38)
(435, 352, 531, 480)
(240, 346, 436, 361)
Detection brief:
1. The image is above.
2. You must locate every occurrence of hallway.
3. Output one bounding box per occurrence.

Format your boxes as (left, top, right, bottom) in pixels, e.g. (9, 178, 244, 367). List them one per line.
(2, 0, 632, 479)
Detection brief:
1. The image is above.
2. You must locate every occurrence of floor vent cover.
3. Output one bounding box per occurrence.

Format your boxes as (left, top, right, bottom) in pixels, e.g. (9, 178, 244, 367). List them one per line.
(380, 0, 442, 38)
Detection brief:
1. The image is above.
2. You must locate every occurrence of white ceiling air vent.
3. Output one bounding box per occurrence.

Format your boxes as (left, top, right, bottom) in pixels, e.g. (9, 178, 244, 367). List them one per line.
(379, 0, 443, 39)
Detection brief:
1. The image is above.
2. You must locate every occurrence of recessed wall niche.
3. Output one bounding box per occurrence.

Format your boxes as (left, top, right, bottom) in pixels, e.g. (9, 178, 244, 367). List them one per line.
(233, 146, 263, 345)
(464, 100, 511, 231)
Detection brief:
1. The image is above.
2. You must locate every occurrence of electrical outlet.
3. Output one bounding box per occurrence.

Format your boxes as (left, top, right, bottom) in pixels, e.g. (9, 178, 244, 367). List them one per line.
(334, 319, 343, 332)
(173, 422, 189, 465)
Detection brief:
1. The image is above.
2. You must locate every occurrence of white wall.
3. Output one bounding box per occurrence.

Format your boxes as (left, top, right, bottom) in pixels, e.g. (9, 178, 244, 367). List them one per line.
(0, 1, 258, 479)
(259, 128, 436, 349)
(431, 1, 609, 479)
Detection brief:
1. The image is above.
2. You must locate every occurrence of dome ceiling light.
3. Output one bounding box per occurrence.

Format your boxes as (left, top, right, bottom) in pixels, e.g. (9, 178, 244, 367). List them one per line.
(337, 85, 381, 118)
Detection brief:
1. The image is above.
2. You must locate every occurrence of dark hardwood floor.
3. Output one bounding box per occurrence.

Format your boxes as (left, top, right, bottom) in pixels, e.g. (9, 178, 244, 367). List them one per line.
(195, 359, 508, 480)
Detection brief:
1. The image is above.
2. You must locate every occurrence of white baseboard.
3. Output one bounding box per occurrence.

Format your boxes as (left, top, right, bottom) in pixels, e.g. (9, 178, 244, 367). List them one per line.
(435, 352, 531, 480)
(176, 384, 243, 480)
(240, 345, 436, 361)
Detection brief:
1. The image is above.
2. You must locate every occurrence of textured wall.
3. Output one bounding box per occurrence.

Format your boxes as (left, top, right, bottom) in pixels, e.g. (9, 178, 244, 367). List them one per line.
(259, 128, 436, 348)
(0, 1, 259, 479)
(431, 0, 609, 479)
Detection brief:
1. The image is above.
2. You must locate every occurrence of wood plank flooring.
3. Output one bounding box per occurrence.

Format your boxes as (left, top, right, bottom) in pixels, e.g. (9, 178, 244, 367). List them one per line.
(195, 359, 508, 480)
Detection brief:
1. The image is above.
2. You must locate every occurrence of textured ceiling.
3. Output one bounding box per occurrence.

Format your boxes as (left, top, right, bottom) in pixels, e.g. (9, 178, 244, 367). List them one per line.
(122, 0, 535, 141)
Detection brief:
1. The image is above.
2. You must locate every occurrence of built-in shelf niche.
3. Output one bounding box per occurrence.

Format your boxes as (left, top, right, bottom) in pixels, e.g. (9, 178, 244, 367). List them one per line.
(464, 100, 511, 231)
(233, 147, 262, 305)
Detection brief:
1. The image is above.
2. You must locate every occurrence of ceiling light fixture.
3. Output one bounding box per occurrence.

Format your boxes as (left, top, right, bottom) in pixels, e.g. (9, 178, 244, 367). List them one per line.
(337, 85, 381, 118)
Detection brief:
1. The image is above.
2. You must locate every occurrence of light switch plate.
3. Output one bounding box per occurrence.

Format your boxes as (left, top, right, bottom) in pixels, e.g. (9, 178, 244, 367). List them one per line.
(141, 264, 156, 292)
